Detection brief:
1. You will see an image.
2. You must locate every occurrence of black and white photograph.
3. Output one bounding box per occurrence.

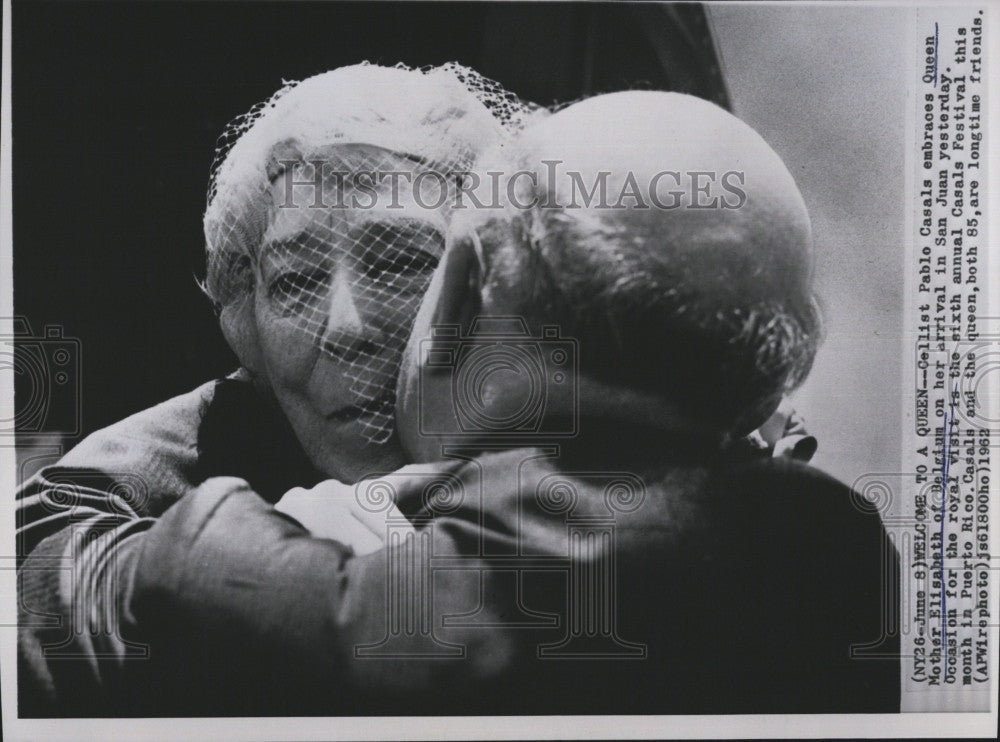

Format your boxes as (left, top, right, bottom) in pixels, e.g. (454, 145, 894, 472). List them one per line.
(0, 1, 997, 739)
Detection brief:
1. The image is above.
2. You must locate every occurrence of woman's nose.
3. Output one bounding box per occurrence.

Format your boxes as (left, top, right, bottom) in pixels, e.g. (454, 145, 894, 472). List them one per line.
(320, 268, 382, 362)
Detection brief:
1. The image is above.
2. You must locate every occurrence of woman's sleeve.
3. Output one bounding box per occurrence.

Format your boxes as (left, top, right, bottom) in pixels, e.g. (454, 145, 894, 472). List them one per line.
(15, 381, 217, 715)
(16, 464, 158, 716)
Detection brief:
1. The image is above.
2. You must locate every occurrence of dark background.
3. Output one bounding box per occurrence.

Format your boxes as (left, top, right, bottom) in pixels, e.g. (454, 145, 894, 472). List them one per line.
(12, 0, 726, 440)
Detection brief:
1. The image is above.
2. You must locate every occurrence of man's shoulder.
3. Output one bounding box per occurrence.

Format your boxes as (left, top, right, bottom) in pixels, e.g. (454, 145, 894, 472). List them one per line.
(705, 455, 878, 527)
(447, 448, 898, 713)
(422, 446, 889, 555)
(453, 445, 848, 502)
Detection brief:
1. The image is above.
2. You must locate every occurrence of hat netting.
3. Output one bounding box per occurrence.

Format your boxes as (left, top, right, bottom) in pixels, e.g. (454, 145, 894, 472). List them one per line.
(204, 63, 535, 444)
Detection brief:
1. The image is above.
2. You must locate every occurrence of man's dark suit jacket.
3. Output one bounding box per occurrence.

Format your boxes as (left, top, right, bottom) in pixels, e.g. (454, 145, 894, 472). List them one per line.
(17, 375, 900, 716)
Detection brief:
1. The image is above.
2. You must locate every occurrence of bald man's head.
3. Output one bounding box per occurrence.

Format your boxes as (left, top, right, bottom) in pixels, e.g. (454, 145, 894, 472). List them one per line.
(507, 92, 811, 305)
(402, 91, 820, 451)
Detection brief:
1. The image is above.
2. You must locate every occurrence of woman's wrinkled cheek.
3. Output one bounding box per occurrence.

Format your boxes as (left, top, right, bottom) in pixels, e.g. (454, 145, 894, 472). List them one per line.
(253, 293, 321, 397)
(218, 294, 265, 376)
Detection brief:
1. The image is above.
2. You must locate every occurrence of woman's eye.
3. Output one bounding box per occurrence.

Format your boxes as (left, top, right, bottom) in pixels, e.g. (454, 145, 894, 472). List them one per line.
(363, 248, 439, 281)
(358, 223, 443, 281)
(268, 269, 327, 310)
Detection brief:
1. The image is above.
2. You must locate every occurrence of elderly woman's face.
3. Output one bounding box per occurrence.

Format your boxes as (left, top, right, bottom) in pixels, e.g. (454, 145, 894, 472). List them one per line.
(251, 145, 448, 481)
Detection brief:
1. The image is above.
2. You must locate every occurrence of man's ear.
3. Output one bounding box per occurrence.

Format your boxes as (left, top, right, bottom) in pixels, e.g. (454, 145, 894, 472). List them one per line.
(395, 230, 487, 464)
(426, 229, 484, 332)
